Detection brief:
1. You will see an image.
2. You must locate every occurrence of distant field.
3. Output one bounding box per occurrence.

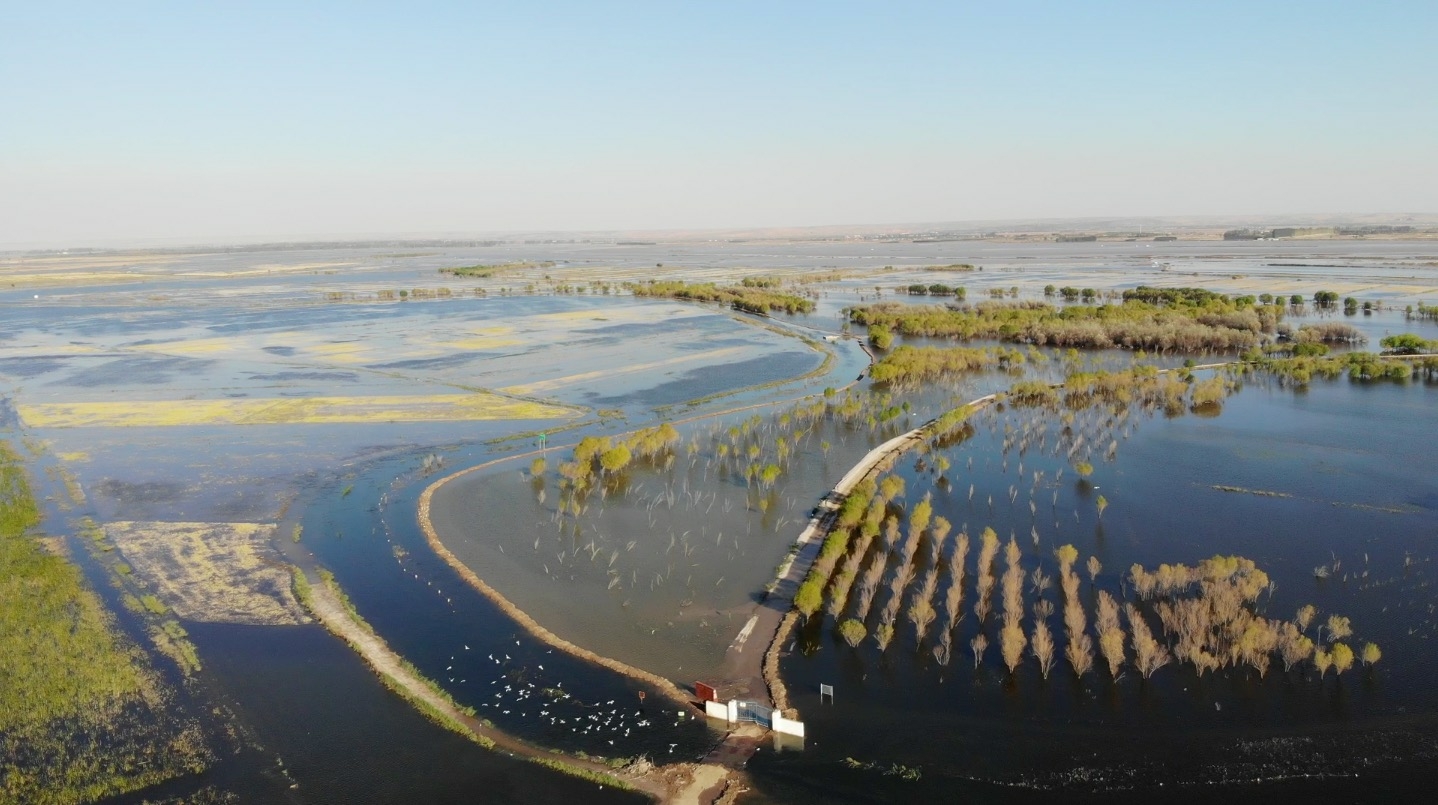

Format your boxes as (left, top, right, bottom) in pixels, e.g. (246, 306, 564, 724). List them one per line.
(18, 393, 577, 428)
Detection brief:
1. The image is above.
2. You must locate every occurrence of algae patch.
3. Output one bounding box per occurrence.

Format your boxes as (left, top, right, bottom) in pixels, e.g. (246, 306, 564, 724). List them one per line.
(19, 393, 576, 428)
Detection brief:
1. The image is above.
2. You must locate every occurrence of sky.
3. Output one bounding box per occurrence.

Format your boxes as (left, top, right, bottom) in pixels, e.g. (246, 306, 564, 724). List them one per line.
(3, 1, 1436, 247)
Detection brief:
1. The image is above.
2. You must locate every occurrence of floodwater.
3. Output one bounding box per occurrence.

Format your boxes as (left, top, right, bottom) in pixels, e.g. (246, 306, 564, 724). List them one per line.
(752, 375, 1438, 801)
(3, 238, 1437, 801)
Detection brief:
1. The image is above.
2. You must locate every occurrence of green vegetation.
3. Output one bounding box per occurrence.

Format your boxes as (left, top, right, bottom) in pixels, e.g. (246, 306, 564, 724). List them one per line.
(438, 262, 541, 278)
(1380, 333, 1436, 354)
(1246, 351, 1438, 386)
(629, 279, 815, 314)
(867, 324, 893, 350)
(903, 283, 965, 298)
(868, 345, 1013, 386)
(2, 442, 210, 804)
(849, 292, 1278, 352)
(1291, 322, 1365, 344)
(1121, 286, 1227, 306)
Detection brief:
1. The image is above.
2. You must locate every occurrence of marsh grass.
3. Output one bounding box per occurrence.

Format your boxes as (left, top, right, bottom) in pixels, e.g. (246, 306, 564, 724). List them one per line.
(1, 443, 210, 804)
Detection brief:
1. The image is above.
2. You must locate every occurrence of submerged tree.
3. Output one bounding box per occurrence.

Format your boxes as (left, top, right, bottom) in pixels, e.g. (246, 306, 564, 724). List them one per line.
(1031, 620, 1057, 679)
(970, 633, 989, 670)
(838, 619, 866, 648)
(1361, 642, 1382, 667)
(1000, 619, 1027, 674)
(794, 578, 824, 620)
(874, 621, 896, 651)
(1126, 603, 1170, 679)
(1324, 614, 1353, 643)
(1096, 591, 1126, 679)
(1277, 622, 1314, 672)
(1330, 643, 1355, 677)
(939, 531, 970, 641)
(973, 528, 1000, 623)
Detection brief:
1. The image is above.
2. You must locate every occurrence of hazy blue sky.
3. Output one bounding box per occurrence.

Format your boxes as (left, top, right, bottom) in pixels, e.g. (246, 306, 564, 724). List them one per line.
(3, 1, 1435, 246)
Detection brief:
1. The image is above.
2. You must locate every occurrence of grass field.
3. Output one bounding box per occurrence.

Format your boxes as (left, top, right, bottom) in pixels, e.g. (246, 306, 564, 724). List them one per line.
(1, 442, 210, 804)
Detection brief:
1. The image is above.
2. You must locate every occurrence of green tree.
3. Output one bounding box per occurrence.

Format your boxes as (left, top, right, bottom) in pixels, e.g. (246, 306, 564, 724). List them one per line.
(599, 445, 632, 475)
(1381, 333, 1433, 354)
(795, 578, 824, 619)
(759, 464, 781, 487)
(869, 324, 894, 350)
(878, 475, 905, 503)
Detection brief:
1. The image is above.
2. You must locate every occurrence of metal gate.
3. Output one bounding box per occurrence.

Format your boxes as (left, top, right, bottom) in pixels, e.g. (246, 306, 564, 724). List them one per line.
(734, 700, 773, 728)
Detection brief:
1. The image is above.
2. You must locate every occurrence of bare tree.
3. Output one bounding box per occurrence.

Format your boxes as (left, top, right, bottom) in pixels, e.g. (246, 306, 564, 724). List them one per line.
(1276, 622, 1314, 671)
(1031, 620, 1057, 679)
(1066, 632, 1094, 678)
(1295, 604, 1317, 633)
(1324, 614, 1353, 643)
(1125, 603, 1170, 679)
(940, 532, 970, 641)
(1000, 619, 1027, 674)
(970, 633, 988, 670)
(973, 528, 1000, 623)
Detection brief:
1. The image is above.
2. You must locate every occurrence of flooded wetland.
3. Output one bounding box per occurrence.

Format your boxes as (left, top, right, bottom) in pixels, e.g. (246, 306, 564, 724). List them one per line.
(3, 238, 1438, 803)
